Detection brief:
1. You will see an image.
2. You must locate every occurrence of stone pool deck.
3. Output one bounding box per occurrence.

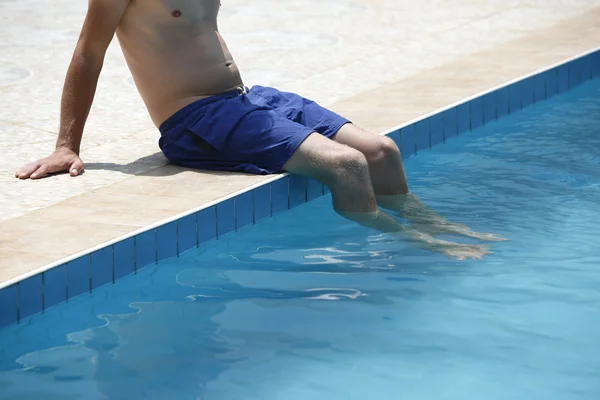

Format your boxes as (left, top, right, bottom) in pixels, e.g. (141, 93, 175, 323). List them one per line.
(1, 0, 600, 285)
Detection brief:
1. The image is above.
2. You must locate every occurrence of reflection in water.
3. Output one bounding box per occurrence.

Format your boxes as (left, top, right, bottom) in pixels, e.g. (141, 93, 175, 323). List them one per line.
(0, 255, 391, 399)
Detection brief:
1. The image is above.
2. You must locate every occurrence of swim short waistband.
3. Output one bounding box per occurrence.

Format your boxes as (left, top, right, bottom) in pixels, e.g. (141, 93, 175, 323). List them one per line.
(159, 86, 249, 133)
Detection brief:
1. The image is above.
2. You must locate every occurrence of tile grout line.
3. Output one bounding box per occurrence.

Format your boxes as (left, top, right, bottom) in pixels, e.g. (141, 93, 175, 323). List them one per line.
(41, 271, 45, 313)
(427, 117, 431, 150)
(65, 262, 69, 302)
(454, 107, 458, 139)
(175, 220, 180, 257)
(133, 235, 138, 274)
(154, 228, 158, 264)
(215, 205, 219, 239)
(495, 90, 499, 121)
(287, 176, 291, 210)
(519, 79, 523, 111)
(441, 111, 446, 143)
(251, 189, 255, 225)
(269, 183, 273, 217)
(111, 244, 116, 284)
(88, 253, 92, 293)
(16, 283, 20, 324)
(481, 94, 485, 126)
(195, 210, 199, 248)
(234, 197, 238, 232)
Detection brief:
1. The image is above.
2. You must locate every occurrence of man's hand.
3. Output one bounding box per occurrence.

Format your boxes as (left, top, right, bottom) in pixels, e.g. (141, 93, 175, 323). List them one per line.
(15, 147, 84, 180)
(13, 0, 132, 181)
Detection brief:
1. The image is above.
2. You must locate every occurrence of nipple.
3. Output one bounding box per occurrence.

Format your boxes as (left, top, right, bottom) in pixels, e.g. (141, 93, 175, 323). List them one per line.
(172, 9, 182, 18)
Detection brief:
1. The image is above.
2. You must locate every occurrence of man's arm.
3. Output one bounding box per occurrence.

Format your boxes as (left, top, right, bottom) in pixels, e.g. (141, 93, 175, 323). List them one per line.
(15, 0, 131, 180)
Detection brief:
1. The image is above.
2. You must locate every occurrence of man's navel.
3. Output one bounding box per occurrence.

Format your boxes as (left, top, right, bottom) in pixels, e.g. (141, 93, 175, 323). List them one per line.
(172, 9, 182, 18)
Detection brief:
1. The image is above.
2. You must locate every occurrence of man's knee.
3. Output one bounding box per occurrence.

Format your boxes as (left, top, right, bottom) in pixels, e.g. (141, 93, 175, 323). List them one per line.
(327, 147, 370, 183)
(368, 136, 401, 165)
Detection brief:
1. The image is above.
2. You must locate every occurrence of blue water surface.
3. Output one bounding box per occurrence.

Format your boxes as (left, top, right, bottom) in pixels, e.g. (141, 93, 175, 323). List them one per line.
(1, 78, 600, 400)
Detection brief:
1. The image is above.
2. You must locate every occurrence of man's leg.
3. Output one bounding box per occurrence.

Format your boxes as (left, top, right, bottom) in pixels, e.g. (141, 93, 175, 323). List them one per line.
(332, 123, 506, 241)
(282, 132, 491, 260)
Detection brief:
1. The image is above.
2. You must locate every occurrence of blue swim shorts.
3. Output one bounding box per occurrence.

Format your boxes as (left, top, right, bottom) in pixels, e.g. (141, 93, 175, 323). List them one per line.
(158, 85, 351, 175)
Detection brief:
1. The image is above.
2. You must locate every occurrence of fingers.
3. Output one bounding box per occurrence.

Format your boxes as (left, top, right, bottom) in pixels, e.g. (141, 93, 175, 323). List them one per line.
(69, 158, 84, 177)
(16, 155, 84, 180)
(30, 164, 52, 180)
(15, 163, 41, 179)
(19, 162, 65, 180)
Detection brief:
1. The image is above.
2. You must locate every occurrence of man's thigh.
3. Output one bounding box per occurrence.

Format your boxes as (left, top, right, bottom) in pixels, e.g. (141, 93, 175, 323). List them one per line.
(331, 123, 383, 156)
(252, 86, 351, 140)
(281, 131, 350, 181)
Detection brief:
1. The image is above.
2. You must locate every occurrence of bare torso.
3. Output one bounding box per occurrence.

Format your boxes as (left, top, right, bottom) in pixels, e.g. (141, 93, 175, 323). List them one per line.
(116, 0, 243, 126)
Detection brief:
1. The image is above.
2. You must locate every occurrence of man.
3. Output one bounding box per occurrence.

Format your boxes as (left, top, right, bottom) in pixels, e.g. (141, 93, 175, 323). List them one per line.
(15, 1, 503, 259)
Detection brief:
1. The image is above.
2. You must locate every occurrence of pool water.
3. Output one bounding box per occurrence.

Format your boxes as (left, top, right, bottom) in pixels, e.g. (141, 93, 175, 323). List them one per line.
(1, 78, 600, 399)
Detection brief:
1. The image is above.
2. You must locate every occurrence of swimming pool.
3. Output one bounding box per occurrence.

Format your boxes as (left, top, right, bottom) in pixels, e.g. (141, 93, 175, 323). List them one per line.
(1, 72, 600, 398)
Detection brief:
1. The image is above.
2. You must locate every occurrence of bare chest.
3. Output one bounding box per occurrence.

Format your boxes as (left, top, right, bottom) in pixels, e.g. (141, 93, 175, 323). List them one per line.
(127, 0, 221, 25)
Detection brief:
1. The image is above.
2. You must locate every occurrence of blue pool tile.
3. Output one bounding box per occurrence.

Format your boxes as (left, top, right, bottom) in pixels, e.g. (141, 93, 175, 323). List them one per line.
(483, 92, 496, 124)
(235, 191, 254, 230)
(43, 264, 66, 310)
(414, 119, 429, 153)
(19, 275, 42, 320)
(521, 77, 534, 109)
(271, 177, 289, 215)
(135, 230, 157, 270)
(443, 108, 458, 141)
(198, 207, 217, 243)
(430, 113, 443, 148)
(91, 246, 113, 290)
(307, 178, 322, 201)
(471, 98, 483, 130)
(253, 185, 271, 222)
(557, 64, 569, 93)
(592, 51, 600, 78)
(157, 221, 177, 260)
(496, 86, 509, 119)
(114, 237, 135, 280)
(545, 69, 558, 99)
(590, 52, 598, 77)
(387, 129, 401, 148)
(569, 59, 582, 89)
(177, 213, 197, 254)
(581, 54, 592, 82)
(0, 284, 18, 328)
(400, 125, 415, 159)
(508, 82, 521, 114)
(67, 255, 90, 300)
(289, 175, 306, 208)
(533, 73, 546, 103)
(457, 102, 470, 134)
(217, 198, 235, 237)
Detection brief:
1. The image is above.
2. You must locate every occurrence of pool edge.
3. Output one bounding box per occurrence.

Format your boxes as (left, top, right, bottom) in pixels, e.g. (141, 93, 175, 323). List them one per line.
(1, 47, 599, 328)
